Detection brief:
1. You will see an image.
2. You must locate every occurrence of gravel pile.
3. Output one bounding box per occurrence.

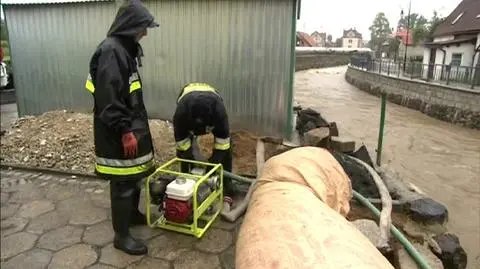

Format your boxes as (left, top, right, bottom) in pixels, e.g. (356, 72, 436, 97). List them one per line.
(0, 110, 281, 176)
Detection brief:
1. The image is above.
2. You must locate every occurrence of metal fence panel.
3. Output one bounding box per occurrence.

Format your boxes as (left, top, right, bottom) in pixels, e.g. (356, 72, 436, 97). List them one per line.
(350, 58, 480, 90)
(5, 0, 295, 137)
(4, 2, 117, 115)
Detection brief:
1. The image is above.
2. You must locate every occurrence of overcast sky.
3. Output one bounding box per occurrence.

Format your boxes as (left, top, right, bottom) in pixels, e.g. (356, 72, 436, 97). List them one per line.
(297, 0, 462, 40)
(1, 0, 461, 40)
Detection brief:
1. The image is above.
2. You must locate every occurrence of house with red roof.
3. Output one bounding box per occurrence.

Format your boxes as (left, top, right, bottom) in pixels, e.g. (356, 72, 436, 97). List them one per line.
(393, 28, 424, 61)
(296, 31, 317, 47)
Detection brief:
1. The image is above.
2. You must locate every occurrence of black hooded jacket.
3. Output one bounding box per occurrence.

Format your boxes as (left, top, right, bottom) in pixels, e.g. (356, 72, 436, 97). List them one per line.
(86, 0, 158, 178)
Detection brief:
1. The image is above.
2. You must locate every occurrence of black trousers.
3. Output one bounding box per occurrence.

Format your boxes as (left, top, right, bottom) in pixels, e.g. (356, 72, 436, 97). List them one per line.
(179, 135, 234, 196)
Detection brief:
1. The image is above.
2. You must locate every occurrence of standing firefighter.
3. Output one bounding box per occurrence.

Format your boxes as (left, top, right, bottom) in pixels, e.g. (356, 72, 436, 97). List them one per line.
(173, 83, 235, 197)
(85, 0, 158, 255)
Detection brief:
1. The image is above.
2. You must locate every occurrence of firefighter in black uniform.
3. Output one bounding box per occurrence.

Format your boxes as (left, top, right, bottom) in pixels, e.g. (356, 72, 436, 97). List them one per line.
(173, 83, 235, 197)
(85, 0, 158, 255)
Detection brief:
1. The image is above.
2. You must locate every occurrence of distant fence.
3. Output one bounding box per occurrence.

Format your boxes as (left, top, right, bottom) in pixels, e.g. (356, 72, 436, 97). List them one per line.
(350, 58, 480, 90)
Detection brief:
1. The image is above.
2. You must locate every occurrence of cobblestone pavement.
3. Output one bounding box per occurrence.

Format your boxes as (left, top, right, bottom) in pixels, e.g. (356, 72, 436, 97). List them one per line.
(0, 168, 240, 269)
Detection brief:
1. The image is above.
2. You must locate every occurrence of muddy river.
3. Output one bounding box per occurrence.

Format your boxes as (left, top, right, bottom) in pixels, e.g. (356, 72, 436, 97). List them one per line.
(295, 66, 480, 267)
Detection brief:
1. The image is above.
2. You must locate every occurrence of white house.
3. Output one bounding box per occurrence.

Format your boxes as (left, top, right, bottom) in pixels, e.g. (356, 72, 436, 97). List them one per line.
(341, 28, 363, 49)
(422, 0, 480, 84)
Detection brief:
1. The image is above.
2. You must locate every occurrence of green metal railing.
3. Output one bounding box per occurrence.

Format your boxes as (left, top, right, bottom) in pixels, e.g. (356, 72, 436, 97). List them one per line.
(376, 92, 387, 166)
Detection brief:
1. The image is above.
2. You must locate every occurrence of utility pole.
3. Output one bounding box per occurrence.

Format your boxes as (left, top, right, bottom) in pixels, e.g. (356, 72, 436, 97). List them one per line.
(403, 0, 412, 72)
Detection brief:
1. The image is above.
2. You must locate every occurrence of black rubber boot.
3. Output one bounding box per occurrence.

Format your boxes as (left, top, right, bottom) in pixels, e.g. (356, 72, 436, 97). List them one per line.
(110, 180, 148, 256)
(130, 186, 147, 226)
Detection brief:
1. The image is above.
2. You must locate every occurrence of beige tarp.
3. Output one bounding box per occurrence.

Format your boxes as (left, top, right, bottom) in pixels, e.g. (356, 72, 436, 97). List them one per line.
(235, 146, 394, 269)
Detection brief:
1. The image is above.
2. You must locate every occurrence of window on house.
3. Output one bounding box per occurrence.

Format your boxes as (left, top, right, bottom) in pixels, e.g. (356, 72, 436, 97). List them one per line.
(348, 39, 352, 44)
(451, 53, 462, 66)
(451, 12, 464, 24)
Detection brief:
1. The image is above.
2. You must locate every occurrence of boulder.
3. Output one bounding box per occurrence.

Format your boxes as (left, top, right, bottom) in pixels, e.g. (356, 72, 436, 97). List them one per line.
(330, 151, 380, 198)
(397, 241, 444, 269)
(303, 127, 330, 147)
(431, 233, 467, 269)
(407, 198, 448, 225)
(351, 219, 396, 266)
(328, 122, 339, 137)
(295, 108, 329, 135)
(350, 145, 375, 168)
(331, 137, 356, 153)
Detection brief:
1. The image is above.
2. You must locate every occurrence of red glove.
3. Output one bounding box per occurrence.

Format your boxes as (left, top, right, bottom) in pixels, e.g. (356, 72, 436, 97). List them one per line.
(121, 132, 138, 158)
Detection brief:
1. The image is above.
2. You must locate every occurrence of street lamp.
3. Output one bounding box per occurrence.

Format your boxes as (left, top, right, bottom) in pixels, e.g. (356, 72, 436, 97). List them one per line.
(402, 0, 412, 73)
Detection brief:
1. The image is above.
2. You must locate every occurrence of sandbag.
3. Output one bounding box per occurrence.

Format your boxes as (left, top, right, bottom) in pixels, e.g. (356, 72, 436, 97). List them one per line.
(235, 147, 394, 269)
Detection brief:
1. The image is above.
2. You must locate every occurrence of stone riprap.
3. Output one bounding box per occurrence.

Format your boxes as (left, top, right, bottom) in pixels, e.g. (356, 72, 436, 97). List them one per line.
(345, 66, 480, 129)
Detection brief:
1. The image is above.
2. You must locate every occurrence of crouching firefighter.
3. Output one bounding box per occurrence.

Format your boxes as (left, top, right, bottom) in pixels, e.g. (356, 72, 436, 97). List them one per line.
(173, 83, 235, 197)
(85, 0, 159, 256)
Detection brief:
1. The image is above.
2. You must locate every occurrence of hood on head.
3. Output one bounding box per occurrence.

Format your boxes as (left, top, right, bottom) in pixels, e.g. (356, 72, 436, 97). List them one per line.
(107, 0, 159, 38)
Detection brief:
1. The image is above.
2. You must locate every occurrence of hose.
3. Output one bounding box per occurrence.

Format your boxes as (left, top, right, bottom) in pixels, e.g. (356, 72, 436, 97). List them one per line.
(224, 171, 432, 269)
(223, 171, 253, 184)
(221, 139, 264, 222)
(353, 190, 432, 269)
(347, 155, 392, 248)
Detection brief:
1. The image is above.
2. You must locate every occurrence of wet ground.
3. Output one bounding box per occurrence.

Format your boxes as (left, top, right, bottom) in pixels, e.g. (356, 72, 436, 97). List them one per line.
(0, 169, 238, 269)
(295, 66, 480, 267)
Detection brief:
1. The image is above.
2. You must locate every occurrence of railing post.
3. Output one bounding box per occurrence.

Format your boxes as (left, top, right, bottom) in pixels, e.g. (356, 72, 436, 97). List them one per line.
(379, 59, 382, 74)
(398, 62, 401, 77)
(446, 65, 451, 85)
(376, 92, 387, 167)
(472, 66, 477, 89)
(387, 60, 391, 76)
(410, 62, 414, 79)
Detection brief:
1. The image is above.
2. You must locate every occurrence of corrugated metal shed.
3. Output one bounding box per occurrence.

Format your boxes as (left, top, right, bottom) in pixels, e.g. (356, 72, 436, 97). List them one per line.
(2, 0, 297, 137)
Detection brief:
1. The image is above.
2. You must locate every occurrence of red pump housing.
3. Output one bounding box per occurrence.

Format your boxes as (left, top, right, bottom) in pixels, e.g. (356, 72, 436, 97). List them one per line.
(164, 198, 192, 223)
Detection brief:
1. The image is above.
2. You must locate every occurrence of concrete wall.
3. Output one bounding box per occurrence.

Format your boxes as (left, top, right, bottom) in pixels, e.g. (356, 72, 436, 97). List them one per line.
(345, 66, 480, 129)
(295, 51, 353, 71)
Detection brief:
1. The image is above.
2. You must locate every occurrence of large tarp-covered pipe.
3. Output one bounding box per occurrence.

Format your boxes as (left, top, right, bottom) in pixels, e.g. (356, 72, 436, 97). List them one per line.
(235, 147, 394, 269)
(228, 148, 431, 269)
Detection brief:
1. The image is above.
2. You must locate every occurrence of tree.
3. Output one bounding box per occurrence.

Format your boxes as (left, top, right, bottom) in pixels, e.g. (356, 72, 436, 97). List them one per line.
(397, 13, 429, 45)
(427, 11, 444, 39)
(369, 12, 391, 54)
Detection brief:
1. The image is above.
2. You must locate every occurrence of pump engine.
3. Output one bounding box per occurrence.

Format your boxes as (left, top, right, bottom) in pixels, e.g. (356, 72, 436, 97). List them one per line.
(163, 167, 220, 223)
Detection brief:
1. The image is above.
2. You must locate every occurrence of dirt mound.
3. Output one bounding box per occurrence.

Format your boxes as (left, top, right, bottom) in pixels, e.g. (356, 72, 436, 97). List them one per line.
(198, 131, 283, 176)
(0, 110, 278, 176)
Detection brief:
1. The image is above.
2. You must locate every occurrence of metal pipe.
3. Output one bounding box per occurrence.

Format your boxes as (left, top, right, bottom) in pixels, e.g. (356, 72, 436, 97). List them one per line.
(376, 92, 387, 166)
(470, 45, 480, 89)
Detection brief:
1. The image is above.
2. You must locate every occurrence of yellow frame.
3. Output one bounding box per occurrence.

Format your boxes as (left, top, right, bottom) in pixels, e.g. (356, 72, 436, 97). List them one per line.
(144, 157, 223, 238)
